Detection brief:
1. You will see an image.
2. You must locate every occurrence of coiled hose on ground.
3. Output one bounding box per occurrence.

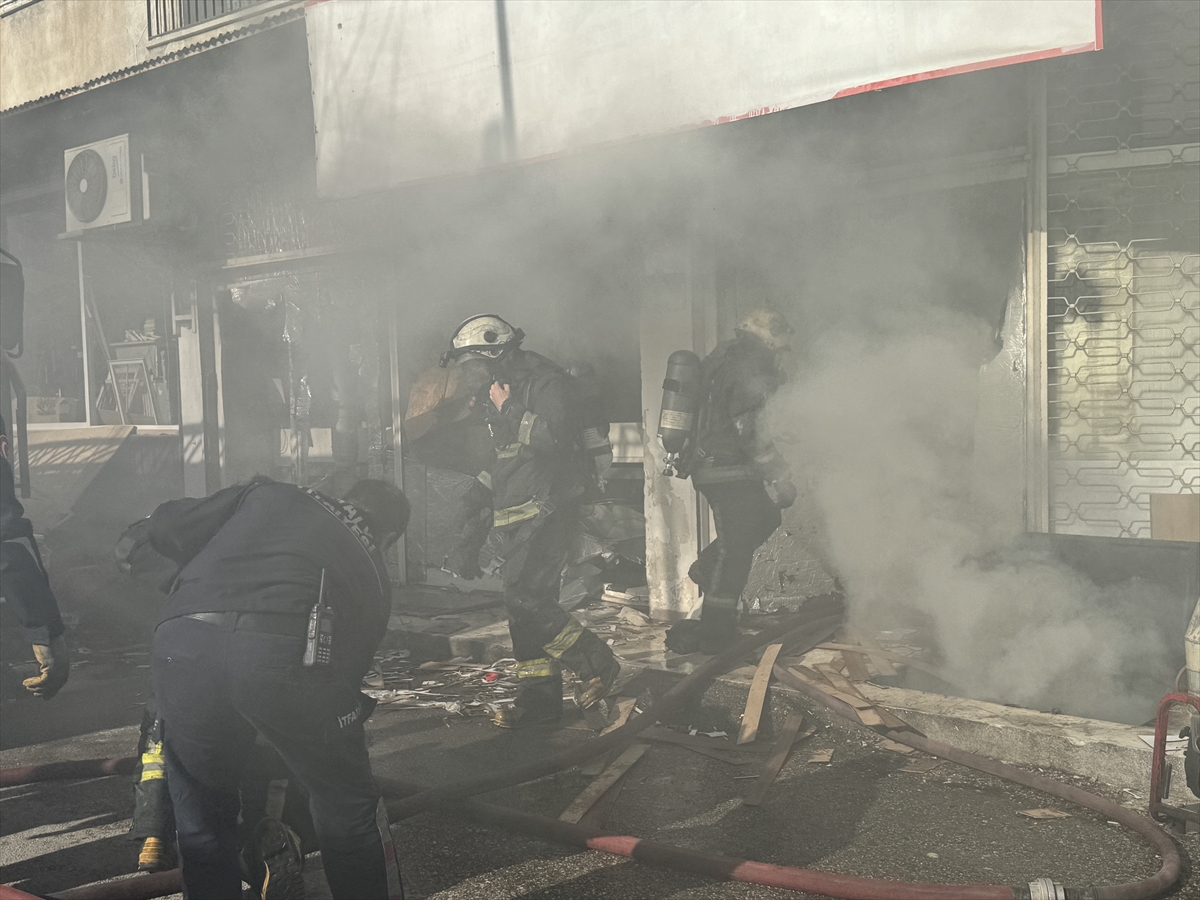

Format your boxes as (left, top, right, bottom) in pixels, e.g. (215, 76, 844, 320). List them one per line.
(0, 598, 1183, 900)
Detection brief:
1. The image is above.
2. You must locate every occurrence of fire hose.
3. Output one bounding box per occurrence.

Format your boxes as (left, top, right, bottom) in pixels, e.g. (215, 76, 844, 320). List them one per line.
(0, 599, 1183, 900)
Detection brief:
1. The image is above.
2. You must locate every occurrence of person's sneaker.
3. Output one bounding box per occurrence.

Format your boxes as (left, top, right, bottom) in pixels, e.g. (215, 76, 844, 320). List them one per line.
(493, 703, 563, 728)
(575, 657, 621, 710)
(255, 817, 305, 900)
(137, 837, 174, 873)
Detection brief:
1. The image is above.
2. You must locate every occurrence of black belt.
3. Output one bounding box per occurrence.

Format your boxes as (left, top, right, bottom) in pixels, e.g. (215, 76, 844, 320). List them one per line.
(180, 611, 308, 637)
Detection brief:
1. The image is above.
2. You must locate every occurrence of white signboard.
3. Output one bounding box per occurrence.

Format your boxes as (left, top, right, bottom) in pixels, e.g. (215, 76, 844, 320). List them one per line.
(306, 0, 1101, 198)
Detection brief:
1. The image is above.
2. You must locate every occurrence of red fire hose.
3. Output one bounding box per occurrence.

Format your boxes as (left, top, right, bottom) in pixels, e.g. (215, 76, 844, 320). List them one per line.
(0, 757, 137, 788)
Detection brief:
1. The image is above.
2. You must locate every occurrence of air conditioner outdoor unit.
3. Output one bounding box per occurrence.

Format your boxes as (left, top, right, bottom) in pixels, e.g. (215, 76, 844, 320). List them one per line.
(64, 134, 141, 232)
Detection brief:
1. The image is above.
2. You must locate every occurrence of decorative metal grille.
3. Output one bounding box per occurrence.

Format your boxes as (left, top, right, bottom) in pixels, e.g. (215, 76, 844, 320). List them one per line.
(147, 0, 265, 39)
(1045, 0, 1199, 538)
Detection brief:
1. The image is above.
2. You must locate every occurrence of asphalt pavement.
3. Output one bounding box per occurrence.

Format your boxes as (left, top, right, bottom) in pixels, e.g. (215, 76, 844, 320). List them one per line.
(2, 653, 1197, 900)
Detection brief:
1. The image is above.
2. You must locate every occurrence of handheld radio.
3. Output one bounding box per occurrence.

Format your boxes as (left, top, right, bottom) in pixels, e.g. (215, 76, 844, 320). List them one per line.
(303, 568, 334, 667)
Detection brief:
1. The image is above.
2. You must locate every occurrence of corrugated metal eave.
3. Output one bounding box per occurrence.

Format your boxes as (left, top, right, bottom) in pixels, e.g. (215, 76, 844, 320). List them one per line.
(0, 6, 305, 119)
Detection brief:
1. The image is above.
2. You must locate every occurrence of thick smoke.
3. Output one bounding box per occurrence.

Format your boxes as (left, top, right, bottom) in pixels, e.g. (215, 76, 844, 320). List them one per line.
(770, 316, 1173, 725)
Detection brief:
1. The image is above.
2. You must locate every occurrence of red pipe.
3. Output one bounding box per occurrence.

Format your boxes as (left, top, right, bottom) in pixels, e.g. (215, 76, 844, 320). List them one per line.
(0, 757, 137, 788)
(0, 885, 47, 900)
(48, 871, 182, 900)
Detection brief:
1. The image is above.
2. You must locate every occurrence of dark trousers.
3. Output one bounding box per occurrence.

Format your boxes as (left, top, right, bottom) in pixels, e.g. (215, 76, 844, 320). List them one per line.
(691, 481, 782, 613)
(499, 509, 614, 701)
(0, 533, 63, 643)
(152, 615, 393, 900)
(499, 512, 575, 663)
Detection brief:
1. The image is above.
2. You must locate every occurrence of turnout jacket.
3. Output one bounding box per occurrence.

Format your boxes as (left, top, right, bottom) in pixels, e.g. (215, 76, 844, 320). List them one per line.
(481, 350, 587, 528)
(692, 333, 788, 484)
(138, 479, 391, 678)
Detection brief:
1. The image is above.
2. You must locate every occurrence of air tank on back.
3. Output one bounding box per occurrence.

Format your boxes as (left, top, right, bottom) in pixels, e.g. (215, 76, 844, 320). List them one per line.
(657, 349, 702, 477)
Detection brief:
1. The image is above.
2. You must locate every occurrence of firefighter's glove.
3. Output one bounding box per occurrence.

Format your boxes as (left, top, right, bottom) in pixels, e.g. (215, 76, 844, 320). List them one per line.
(766, 477, 797, 510)
(23, 636, 70, 699)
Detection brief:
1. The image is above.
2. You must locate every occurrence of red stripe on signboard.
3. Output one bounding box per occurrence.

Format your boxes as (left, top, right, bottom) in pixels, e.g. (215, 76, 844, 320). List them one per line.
(833, 0, 1103, 99)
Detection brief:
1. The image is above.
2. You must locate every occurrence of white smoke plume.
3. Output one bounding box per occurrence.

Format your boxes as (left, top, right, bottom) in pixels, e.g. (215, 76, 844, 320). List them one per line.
(771, 318, 1174, 725)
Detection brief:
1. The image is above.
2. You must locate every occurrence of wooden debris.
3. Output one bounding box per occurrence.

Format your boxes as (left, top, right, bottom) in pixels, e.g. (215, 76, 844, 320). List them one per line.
(808, 749, 834, 764)
(560, 742, 649, 824)
(582, 704, 610, 732)
(600, 697, 638, 735)
(1018, 808, 1072, 820)
(879, 739, 915, 754)
(577, 766, 631, 829)
(841, 650, 871, 683)
(738, 643, 784, 745)
(641, 726, 757, 765)
(744, 713, 807, 806)
(788, 665, 912, 732)
(898, 757, 944, 774)
(580, 745, 625, 777)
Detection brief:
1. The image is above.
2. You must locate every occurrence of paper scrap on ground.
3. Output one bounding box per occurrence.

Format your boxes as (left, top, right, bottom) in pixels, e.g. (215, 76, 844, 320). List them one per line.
(1019, 808, 1072, 820)
(898, 758, 944, 774)
(879, 739, 915, 754)
(808, 749, 834, 764)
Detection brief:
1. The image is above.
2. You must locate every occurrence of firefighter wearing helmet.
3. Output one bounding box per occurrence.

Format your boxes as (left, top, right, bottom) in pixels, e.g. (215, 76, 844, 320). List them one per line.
(665, 307, 799, 656)
(442, 314, 620, 728)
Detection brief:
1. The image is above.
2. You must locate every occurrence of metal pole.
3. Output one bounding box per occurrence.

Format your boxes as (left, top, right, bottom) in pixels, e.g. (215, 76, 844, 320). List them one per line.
(494, 0, 517, 162)
(1024, 65, 1049, 533)
(77, 241, 92, 425)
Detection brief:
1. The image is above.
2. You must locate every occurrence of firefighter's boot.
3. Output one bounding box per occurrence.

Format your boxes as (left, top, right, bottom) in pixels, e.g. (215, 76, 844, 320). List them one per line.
(697, 595, 740, 655)
(494, 660, 563, 728)
(551, 620, 620, 709)
(137, 837, 174, 873)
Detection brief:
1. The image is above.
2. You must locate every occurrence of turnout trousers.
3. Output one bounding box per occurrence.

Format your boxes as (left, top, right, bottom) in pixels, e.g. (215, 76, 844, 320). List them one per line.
(152, 614, 396, 900)
(499, 508, 615, 709)
(689, 481, 782, 628)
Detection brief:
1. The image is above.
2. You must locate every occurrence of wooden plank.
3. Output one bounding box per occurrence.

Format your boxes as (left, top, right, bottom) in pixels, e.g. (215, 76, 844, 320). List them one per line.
(854, 633, 898, 677)
(738, 643, 784, 745)
(559, 743, 649, 824)
(744, 713, 806, 806)
(787, 666, 886, 728)
(580, 745, 624, 777)
(641, 726, 758, 764)
(841, 650, 871, 682)
(577, 765, 632, 829)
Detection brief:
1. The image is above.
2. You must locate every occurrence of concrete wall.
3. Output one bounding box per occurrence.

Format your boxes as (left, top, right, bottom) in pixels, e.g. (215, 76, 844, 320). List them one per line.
(0, 0, 147, 112)
(0, 0, 305, 113)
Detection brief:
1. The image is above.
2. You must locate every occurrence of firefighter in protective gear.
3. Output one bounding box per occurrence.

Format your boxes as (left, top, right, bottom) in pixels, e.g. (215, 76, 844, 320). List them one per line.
(442, 315, 620, 728)
(665, 308, 797, 656)
(0, 412, 69, 699)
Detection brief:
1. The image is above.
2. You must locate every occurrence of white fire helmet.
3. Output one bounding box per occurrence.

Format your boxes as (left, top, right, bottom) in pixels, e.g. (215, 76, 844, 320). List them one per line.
(441, 314, 525, 366)
(736, 307, 794, 351)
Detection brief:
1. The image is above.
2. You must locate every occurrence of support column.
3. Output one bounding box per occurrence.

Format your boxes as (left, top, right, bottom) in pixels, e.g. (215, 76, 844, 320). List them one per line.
(1024, 65, 1050, 533)
(640, 241, 714, 623)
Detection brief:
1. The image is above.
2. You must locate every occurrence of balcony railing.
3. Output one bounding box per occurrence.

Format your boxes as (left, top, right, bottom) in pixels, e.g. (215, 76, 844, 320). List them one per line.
(147, 0, 267, 40)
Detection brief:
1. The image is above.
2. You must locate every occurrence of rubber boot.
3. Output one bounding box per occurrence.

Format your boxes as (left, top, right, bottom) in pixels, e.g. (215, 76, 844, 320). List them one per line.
(696, 596, 740, 655)
(137, 837, 174, 873)
(494, 666, 563, 728)
(556, 627, 620, 709)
